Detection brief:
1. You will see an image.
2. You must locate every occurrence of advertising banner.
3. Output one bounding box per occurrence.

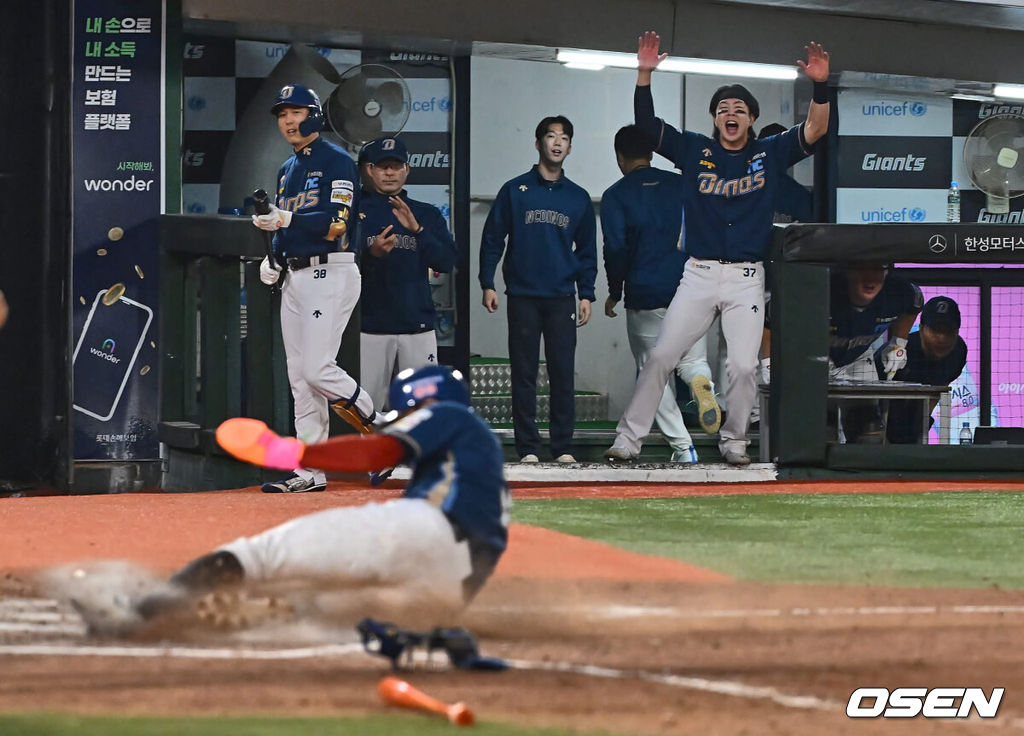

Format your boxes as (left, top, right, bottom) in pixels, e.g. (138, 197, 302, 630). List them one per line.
(71, 0, 164, 460)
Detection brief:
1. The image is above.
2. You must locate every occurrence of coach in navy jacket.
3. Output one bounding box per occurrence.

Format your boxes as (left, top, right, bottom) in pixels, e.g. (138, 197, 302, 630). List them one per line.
(357, 136, 457, 410)
(479, 115, 597, 463)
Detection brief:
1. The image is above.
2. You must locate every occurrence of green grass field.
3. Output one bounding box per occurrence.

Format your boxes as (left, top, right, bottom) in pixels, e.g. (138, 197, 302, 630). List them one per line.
(511, 490, 1024, 589)
(0, 714, 604, 736)
(6, 488, 1022, 735)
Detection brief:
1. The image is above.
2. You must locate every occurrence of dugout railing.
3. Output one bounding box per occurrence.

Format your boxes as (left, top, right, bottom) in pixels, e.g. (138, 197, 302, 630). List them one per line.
(158, 214, 361, 490)
(769, 223, 1024, 473)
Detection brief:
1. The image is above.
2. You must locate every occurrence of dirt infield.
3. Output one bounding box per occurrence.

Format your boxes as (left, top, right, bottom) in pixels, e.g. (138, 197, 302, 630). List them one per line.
(3, 481, 1024, 734)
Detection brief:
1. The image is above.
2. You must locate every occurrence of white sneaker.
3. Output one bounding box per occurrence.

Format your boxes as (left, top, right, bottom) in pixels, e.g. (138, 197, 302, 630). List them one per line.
(520, 454, 540, 463)
(670, 446, 698, 463)
(555, 454, 577, 463)
(603, 445, 636, 462)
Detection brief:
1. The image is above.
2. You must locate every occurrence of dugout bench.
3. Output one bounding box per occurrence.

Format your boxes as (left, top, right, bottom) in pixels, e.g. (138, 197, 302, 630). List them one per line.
(767, 223, 1024, 473)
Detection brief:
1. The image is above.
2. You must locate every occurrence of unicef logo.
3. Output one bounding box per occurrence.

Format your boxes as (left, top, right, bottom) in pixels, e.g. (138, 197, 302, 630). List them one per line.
(187, 95, 206, 112)
(909, 102, 927, 117)
(909, 207, 926, 222)
(929, 234, 947, 253)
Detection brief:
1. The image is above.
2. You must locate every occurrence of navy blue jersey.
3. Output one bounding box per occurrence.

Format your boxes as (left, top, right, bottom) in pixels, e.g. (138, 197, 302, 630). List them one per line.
(356, 189, 457, 334)
(601, 166, 686, 310)
(829, 272, 923, 367)
(479, 166, 597, 301)
(271, 136, 359, 260)
(634, 86, 813, 262)
(383, 402, 509, 553)
(887, 331, 968, 443)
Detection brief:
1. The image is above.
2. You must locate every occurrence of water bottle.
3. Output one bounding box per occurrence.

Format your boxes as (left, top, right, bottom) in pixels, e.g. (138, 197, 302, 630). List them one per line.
(947, 181, 961, 223)
(959, 421, 972, 445)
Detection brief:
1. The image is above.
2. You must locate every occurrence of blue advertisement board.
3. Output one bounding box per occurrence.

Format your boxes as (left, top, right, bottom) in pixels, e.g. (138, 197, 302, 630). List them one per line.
(71, 0, 164, 460)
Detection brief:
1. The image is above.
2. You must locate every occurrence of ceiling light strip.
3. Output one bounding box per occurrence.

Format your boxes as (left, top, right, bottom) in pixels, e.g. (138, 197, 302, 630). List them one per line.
(556, 49, 797, 80)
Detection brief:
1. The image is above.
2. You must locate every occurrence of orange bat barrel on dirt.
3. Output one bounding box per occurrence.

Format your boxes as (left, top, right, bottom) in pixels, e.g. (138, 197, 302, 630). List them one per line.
(378, 675, 475, 726)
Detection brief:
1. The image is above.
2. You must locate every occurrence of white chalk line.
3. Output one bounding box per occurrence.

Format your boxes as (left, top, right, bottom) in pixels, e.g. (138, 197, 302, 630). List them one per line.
(2, 596, 1023, 727)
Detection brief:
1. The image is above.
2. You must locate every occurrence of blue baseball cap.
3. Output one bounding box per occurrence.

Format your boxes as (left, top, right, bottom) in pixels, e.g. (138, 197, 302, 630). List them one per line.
(362, 137, 408, 165)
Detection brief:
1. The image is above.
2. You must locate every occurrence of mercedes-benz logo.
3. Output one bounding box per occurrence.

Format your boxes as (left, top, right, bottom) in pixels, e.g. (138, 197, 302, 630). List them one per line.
(929, 234, 947, 253)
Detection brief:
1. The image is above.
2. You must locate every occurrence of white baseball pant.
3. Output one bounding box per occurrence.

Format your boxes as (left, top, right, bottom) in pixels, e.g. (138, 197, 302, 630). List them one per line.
(360, 331, 439, 411)
(220, 497, 472, 609)
(626, 307, 710, 453)
(280, 252, 375, 476)
(616, 259, 764, 457)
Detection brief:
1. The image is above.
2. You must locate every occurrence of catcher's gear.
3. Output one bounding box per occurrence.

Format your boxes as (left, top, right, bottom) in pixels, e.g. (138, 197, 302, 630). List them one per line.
(389, 365, 471, 412)
(270, 83, 324, 136)
(357, 617, 508, 672)
(879, 336, 908, 377)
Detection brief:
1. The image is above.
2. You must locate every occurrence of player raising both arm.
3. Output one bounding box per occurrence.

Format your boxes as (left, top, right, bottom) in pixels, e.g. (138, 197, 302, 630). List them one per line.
(253, 84, 384, 494)
(605, 31, 830, 467)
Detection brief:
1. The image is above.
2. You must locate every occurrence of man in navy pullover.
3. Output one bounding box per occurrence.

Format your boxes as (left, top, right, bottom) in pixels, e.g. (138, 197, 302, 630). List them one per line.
(357, 136, 457, 410)
(479, 115, 597, 463)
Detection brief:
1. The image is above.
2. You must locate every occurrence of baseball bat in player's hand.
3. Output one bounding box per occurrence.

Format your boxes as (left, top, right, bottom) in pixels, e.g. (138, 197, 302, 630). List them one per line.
(252, 188, 280, 293)
(252, 188, 276, 261)
(378, 676, 475, 726)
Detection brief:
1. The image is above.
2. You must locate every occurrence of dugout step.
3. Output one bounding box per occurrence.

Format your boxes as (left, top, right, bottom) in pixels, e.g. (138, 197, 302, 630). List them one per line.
(491, 424, 759, 464)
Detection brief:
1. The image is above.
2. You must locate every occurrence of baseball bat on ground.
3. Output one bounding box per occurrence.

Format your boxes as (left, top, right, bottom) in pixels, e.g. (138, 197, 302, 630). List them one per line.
(378, 676, 475, 726)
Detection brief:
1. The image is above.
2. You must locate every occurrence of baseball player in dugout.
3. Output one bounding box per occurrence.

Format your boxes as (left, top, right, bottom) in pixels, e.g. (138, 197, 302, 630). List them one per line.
(887, 296, 967, 444)
(605, 31, 831, 467)
(254, 83, 382, 494)
(356, 136, 457, 410)
(829, 264, 924, 443)
(479, 116, 597, 464)
(602, 124, 721, 464)
(67, 367, 509, 635)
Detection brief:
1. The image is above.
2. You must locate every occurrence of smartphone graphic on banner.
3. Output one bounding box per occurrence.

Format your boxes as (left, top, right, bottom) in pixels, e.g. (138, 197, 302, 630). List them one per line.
(72, 290, 153, 421)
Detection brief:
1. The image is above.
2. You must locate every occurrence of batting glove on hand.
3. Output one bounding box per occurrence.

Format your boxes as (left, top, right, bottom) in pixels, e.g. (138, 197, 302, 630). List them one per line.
(252, 204, 292, 231)
(880, 337, 908, 376)
(759, 357, 771, 385)
(259, 256, 281, 285)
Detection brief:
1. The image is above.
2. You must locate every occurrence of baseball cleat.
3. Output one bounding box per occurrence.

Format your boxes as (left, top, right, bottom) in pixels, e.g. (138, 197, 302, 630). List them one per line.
(555, 454, 577, 463)
(691, 376, 721, 434)
(217, 418, 305, 470)
(261, 473, 326, 493)
(369, 466, 396, 486)
(603, 445, 637, 462)
(519, 454, 540, 463)
(722, 450, 751, 466)
(330, 400, 376, 434)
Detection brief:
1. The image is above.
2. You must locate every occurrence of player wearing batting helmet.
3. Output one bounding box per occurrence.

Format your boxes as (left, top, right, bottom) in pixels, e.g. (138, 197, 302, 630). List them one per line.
(606, 32, 831, 466)
(74, 366, 508, 635)
(253, 83, 383, 494)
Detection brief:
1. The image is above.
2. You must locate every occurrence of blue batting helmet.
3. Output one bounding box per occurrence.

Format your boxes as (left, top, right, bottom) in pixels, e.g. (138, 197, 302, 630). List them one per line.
(271, 84, 324, 136)
(389, 366, 471, 411)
